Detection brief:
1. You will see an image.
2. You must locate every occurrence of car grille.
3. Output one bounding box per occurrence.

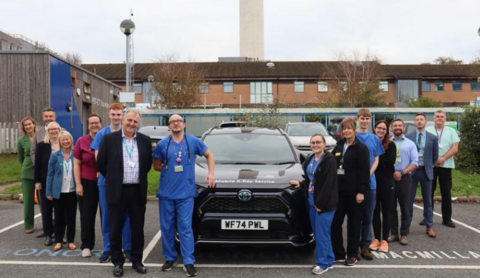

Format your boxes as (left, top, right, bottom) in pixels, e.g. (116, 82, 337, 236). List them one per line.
(297, 145, 334, 152)
(200, 196, 290, 214)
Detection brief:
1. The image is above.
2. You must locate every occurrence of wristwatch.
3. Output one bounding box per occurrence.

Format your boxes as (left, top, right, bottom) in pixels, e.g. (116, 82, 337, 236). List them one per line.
(400, 170, 405, 176)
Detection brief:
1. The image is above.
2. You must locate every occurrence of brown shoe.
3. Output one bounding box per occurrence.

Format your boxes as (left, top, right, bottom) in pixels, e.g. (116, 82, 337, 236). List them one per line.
(426, 227, 436, 238)
(25, 229, 34, 234)
(399, 236, 409, 245)
(387, 235, 399, 243)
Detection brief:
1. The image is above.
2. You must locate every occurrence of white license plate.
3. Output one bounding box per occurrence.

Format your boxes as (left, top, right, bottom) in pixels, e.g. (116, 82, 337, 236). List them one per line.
(221, 219, 268, 230)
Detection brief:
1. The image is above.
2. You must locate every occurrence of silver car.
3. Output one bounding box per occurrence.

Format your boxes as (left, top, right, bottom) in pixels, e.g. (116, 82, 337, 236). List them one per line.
(285, 122, 337, 153)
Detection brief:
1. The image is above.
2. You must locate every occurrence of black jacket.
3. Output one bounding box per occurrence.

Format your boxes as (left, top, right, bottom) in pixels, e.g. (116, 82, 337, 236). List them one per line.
(96, 130, 152, 206)
(332, 138, 370, 196)
(300, 152, 338, 212)
(375, 141, 397, 184)
(33, 142, 52, 183)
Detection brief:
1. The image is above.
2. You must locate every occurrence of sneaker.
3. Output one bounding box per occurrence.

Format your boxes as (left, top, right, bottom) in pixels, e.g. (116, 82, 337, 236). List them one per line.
(387, 235, 399, 243)
(399, 236, 409, 245)
(82, 248, 92, 258)
(378, 240, 389, 253)
(334, 258, 345, 264)
(161, 261, 177, 272)
(183, 264, 197, 277)
(124, 250, 131, 262)
(345, 256, 358, 266)
(98, 251, 110, 263)
(360, 246, 373, 260)
(311, 266, 329, 275)
(369, 239, 381, 251)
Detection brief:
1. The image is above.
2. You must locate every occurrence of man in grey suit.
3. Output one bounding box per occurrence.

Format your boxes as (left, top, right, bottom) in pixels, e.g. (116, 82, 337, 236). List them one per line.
(406, 113, 438, 238)
(31, 108, 56, 165)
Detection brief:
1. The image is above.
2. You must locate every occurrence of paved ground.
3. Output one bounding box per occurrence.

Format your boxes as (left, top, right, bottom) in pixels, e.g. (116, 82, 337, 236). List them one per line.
(1, 200, 479, 278)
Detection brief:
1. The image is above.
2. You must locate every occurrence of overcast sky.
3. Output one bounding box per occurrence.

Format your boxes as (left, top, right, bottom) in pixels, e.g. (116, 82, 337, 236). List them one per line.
(2, 0, 480, 64)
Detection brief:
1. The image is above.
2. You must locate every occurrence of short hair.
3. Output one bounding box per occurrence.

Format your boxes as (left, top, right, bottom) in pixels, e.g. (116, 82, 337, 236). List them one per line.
(435, 109, 446, 115)
(58, 130, 75, 150)
(42, 108, 55, 114)
(415, 113, 426, 119)
(125, 108, 141, 118)
(391, 118, 404, 125)
(87, 113, 102, 124)
(357, 108, 372, 118)
(43, 121, 61, 143)
(20, 117, 37, 135)
(310, 133, 326, 143)
(109, 103, 124, 111)
(341, 117, 356, 130)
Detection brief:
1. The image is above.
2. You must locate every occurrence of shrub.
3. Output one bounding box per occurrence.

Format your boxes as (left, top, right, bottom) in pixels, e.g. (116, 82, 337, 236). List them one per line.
(457, 106, 480, 174)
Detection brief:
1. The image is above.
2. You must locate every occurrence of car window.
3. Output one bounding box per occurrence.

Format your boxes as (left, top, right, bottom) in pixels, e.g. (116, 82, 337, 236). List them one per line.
(199, 133, 296, 163)
(286, 124, 328, 137)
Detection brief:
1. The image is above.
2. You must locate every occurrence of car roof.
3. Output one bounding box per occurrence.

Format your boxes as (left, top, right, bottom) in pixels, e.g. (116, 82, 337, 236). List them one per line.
(286, 122, 324, 126)
(206, 127, 285, 136)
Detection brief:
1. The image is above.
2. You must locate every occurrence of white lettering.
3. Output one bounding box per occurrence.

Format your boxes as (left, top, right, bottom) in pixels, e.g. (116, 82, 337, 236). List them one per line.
(440, 251, 456, 259)
(390, 251, 403, 259)
(415, 251, 435, 259)
(469, 251, 480, 259)
(452, 251, 470, 259)
(430, 251, 443, 259)
(403, 251, 417, 259)
(36, 249, 61, 256)
(372, 251, 389, 259)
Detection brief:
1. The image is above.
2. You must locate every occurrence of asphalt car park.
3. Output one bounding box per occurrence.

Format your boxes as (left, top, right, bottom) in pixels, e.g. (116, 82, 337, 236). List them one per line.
(1, 200, 480, 278)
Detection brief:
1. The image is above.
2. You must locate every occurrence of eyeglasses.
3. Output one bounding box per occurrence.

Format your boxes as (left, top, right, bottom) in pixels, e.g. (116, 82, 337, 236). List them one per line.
(48, 128, 60, 132)
(169, 120, 184, 125)
(89, 122, 100, 125)
(375, 127, 387, 131)
(310, 141, 324, 145)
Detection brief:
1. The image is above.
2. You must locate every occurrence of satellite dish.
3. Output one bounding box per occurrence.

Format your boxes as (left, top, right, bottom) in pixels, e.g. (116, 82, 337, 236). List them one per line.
(266, 62, 275, 68)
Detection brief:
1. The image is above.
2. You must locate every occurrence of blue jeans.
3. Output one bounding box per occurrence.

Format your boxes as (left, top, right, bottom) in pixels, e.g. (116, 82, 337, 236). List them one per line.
(360, 189, 376, 247)
(410, 169, 433, 228)
(309, 206, 335, 269)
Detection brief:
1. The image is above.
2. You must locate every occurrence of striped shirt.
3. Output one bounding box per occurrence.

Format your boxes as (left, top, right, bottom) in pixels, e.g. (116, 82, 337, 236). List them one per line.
(122, 130, 140, 184)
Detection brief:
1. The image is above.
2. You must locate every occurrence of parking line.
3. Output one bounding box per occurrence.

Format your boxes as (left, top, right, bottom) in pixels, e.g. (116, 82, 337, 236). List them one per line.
(0, 213, 41, 235)
(142, 230, 161, 263)
(413, 204, 480, 234)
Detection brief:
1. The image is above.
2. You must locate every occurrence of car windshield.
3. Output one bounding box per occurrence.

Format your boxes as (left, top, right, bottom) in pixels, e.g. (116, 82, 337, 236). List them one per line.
(138, 127, 170, 137)
(198, 133, 297, 164)
(287, 124, 328, 136)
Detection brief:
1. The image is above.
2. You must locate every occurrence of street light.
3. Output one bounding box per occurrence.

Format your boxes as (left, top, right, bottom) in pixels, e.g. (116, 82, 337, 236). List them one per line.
(120, 19, 135, 96)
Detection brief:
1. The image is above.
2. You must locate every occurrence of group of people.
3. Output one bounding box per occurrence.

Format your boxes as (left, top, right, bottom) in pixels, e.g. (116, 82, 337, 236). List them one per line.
(17, 104, 216, 277)
(290, 108, 460, 275)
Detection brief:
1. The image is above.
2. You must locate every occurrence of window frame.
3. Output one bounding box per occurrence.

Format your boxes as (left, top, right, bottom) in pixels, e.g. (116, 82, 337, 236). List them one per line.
(294, 81, 305, 93)
(470, 81, 480, 92)
(452, 80, 462, 92)
(317, 81, 328, 93)
(421, 81, 431, 92)
(379, 81, 389, 92)
(434, 81, 445, 92)
(223, 82, 234, 94)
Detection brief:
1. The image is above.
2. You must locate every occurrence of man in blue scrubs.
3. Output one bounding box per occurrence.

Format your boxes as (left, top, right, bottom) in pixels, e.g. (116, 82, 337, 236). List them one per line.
(91, 103, 132, 263)
(153, 114, 215, 277)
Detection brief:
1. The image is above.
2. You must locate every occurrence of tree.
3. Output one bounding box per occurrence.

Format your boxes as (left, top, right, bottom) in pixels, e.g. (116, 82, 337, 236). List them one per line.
(456, 105, 480, 174)
(324, 50, 387, 107)
(470, 50, 480, 65)
(432, 56, 463, 65)
(151, 53, 207, 109)
(404, 97, 443, 108)
(64, 52, 83, 66)
(237, 97, 285, 129)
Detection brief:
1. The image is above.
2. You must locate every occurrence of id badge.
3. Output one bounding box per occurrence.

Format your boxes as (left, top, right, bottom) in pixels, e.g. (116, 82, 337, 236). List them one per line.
(439, 143, 443, 149)
(418, 151, 424, 158)
(337, 169, 345, 175)
(395, 157, 401, 164)
(127, 161, 135, 168)
(63, 176, 71, 183)
(174, 165, 184, 172)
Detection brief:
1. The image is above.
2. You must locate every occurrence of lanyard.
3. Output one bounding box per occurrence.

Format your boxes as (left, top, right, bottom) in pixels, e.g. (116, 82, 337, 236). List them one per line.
(308, 154, 324, 192)
(122, 138, 136, 160)
(394, 138, 404, 156)
(172, 137, 185, 163)
(165, 135, 191, 170)
(64, 150, 73, 176)
(340, 141, 351, 165)
(434, 127, 444, 143)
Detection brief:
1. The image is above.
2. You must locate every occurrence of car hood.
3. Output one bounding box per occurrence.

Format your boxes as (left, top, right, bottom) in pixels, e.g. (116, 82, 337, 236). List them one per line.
(289, 135, 337, 146)
(195, 163, 304, 189)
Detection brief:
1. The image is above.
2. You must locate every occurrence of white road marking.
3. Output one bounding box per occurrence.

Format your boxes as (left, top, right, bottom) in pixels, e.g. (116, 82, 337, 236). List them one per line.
(0, 213, 41, 234)
(413, 204, 480, 234)
(142, 230, 161, 263)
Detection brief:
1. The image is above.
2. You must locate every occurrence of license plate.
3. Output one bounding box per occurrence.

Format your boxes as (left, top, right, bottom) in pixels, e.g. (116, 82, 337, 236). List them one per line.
(221, 219, 268, 230)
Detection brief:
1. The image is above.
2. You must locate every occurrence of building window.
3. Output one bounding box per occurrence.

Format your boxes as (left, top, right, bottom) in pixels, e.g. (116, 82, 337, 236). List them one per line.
(199, 82, 209, 94)
(470, 81, 480, 92)
(339, 81, 348, 92)
(133, 83, 142, 94)
(318, 81, 328, 92)
(452, 80, 462, 92)
(294, 81, 304, 93)
(434, 81, 444, 92)
(224, 82, 234, 93)
(250, 82, 273, 104)
(379, 81, 389, 92)
(422, 81, 430, 92)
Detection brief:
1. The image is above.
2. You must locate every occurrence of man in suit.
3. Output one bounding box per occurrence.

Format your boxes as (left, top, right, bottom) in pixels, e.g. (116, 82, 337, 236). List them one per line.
(31, 108, 56, 165)
(406, 113, 438, 238)
(97, 109, 152, 277)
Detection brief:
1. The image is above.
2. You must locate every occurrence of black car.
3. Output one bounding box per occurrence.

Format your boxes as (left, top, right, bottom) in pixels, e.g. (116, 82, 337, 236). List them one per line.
(137, 126, 171, 148)
(192, 127, 313, 247)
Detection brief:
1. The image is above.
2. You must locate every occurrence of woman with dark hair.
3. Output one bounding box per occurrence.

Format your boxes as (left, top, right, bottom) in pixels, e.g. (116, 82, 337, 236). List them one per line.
(369, 120, 397, 253)
(290, 133, 338, 275)
(17, 117, 38, 233)
(331, 117, 370, 266)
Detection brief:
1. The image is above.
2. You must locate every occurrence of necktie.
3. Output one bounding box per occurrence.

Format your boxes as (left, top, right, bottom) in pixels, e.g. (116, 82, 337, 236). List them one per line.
(418, 133, 423, 149)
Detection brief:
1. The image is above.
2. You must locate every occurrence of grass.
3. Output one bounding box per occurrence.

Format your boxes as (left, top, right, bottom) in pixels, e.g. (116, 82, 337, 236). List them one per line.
(0, 154, 21, 184)
(1, 184, 22, 194)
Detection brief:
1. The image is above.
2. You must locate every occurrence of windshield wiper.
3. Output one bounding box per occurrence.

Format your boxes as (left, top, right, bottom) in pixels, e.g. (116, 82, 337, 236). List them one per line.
(272, 161, 296, 165)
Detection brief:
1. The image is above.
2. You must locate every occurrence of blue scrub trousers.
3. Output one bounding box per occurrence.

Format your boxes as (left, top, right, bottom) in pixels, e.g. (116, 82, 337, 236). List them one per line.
(410, 169, 433, 228)
(98, 185, 132, 252)
(159, 198, 195, 265)
(309, 193, 335, 269)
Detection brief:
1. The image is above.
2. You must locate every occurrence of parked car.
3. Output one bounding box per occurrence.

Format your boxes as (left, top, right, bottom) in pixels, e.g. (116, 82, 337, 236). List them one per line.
(327, 123, 342, 142)
(285, 122, 337, 152)
(137, 126, 171, 148)
(192, 127, 313, 247)
(218, 121, 246, 128)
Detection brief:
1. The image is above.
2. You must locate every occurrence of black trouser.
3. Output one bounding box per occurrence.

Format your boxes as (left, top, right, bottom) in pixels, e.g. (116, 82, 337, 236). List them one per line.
(109, 184, 145, 266)
(373, 178, 395, 241)
(53, 191, 77, 243)
(432, 167, 453, 223)
(39, 180, 54, 237)
(391, 174, 411, 236)
(78, 178, 99, 250)
(331, 193, 362, 259)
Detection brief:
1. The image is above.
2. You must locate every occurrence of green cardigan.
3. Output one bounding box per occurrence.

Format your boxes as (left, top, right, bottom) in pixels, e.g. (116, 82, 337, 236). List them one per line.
(17, 135, 34, 180)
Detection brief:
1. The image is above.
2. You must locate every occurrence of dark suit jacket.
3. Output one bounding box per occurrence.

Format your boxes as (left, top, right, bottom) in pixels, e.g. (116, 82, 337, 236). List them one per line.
(96, 130, 152, 206)
(31, 127, 46, 165)
(406, 130, 438, 180)
(34, 141, 52, 183)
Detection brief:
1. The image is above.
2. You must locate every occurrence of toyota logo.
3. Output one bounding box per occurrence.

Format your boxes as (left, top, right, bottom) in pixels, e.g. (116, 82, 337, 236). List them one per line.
(238, 189, 252, 202)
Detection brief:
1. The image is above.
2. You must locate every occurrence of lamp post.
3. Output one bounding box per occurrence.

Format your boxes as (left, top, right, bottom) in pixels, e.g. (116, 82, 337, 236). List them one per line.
(120, 19, 135, 97)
